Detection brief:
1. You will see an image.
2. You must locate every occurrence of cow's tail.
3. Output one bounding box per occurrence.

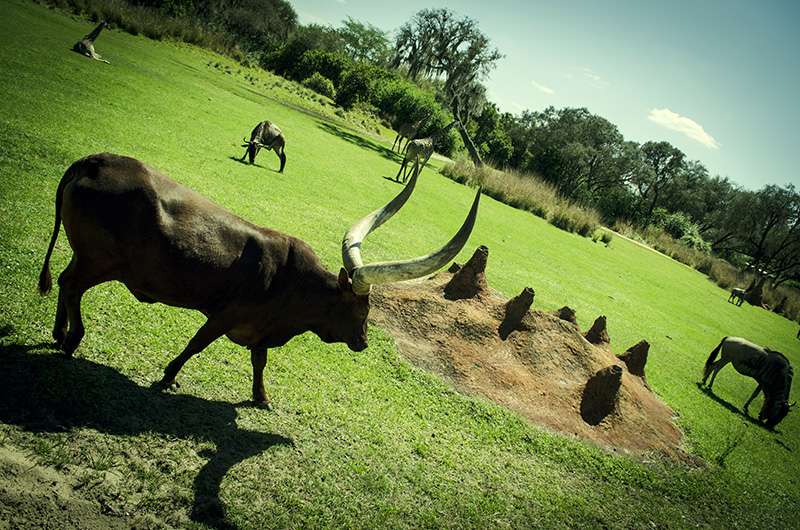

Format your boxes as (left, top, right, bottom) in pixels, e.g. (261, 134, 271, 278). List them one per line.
(38, 167, 71, 295)
(704, 337, 727, 379)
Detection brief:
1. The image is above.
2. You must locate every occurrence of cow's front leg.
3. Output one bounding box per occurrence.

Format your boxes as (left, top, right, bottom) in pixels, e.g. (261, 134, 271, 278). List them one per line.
(155, 318, 228, 391)
(250, 347, 271, 409)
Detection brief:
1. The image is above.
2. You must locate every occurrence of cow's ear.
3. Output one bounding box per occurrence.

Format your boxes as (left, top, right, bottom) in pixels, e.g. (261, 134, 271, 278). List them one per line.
(338, 268, 353, 292)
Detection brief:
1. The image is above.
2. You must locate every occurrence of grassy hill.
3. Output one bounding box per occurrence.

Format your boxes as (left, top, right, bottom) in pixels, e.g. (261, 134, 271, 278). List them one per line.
(0, 1, 797, 527)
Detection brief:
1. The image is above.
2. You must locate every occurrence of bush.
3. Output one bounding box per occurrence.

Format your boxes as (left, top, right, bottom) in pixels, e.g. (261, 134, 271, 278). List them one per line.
(291, 49, 350, 86)
(302, 72, 336, 99)
(335, 63, 379, 109)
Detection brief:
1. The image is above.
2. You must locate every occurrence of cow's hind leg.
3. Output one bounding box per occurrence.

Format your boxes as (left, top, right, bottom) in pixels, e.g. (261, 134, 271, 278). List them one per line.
(56, 256, 112, 355)
(52, 261, 71, 346)
(157, 317, 230, 390)
(249, 347, 271, 408)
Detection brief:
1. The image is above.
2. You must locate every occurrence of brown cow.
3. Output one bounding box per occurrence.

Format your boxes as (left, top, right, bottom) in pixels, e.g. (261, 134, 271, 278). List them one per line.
(38, 153, 479, 406)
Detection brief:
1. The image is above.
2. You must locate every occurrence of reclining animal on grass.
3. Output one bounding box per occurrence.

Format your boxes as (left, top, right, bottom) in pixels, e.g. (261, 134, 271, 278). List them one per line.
(72, 20, 110, 64)
(240, 120, 286, 172)
(38, 153, 480, 407)
(728, 287, 746, 306)
(701, 336, 795, 428)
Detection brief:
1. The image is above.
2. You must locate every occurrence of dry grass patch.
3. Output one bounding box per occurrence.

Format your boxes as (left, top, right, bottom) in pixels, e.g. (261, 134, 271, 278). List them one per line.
(441, 159, 600, 237)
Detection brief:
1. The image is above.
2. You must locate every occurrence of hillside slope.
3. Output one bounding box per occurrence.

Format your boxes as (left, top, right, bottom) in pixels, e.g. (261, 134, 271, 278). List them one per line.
(0, 1, 797, 527)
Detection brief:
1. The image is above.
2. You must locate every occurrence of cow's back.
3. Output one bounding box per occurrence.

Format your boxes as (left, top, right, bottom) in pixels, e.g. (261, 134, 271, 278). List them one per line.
(59, 153, 285, 311)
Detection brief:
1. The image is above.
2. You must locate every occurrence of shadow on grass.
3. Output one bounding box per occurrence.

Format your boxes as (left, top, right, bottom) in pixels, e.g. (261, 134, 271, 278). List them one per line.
(0, 342, 293, 529)
(694, 382, 771, 430)
(227, 156, 281, 174)
(317, 121, 400, 165)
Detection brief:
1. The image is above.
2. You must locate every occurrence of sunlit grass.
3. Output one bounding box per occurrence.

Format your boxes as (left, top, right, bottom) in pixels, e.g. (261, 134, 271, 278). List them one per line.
(0, 1, 798, 527)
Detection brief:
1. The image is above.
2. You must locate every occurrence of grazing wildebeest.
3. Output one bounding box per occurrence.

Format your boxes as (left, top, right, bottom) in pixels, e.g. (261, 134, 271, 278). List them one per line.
(728, 287, 746, 306)
(72, 20, 110, 64)
(701, 336, 795, 428)
(240, 121, 286, 172)
(38, 153, 480, 406)
(395, 120, 458, 183)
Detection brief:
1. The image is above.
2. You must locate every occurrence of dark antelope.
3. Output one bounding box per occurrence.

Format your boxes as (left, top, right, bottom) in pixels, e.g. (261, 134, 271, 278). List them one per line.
(701, 336, 795, 428)
(240, 121, 286, 172)
(38, 153, 480, 406)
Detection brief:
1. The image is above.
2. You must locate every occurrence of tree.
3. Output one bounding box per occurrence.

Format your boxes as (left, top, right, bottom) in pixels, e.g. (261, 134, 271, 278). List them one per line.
(471, 103, 512, 167)
(392, 8, 503, 166)
(337, 17, 391, 65)
(265, 24, 344, 76)
(634, 141, 686, 223)
(730, 184, 800, 286)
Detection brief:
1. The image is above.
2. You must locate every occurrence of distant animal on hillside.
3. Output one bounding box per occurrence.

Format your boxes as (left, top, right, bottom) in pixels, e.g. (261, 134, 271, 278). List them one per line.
(701, 336, 795, 428)
(38, 153, 480, 406)
(391, 117, 426, 153)
(240, 121, 286, 172)
(728, 287, 746, 306)
(72, 21, 110, 64)
(395, 120, 458, 183)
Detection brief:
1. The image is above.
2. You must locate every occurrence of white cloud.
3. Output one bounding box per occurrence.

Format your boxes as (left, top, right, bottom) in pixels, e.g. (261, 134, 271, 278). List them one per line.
(531, 80, 555, 95)
(648, 108, 721, 149)
(581, 67, 609, 88)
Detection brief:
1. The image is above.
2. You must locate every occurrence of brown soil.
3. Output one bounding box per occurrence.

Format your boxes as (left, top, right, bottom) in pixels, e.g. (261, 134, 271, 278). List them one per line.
(370, 270, 694, 462)
(0, 446, 131, 529)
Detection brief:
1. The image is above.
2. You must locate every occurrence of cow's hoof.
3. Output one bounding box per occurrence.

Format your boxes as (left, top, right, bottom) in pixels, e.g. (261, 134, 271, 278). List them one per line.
(252, 397, 273, 411)
(151, 378, 180, 393)
(61, 333, 82, 357)
(52, 328, 66, 347)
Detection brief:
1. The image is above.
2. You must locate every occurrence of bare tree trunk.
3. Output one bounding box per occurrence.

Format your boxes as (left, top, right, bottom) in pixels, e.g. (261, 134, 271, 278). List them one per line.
(456, 121, 484, 168)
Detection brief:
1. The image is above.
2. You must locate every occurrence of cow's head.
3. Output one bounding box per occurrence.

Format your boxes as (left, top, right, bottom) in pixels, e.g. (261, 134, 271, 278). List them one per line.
(332, 159, 480, 352)
(313, 268, 370, 351)
(760, 399, 794, 429)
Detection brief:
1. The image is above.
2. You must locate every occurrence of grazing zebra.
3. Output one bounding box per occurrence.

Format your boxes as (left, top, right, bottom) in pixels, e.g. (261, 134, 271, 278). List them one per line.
(395, 120, 458, 183)
(72, 21, 110, 64)
(240, 121, 286, 172)
(701, 336, 795, 428)
(728, 287, 746, 306)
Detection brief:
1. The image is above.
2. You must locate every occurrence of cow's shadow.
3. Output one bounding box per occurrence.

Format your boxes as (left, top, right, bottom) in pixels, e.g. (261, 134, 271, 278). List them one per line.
(0, 342, 293, 529)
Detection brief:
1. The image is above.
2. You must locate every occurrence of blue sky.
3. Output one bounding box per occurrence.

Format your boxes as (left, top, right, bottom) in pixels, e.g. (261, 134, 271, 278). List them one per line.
(291, 0, 799, 191)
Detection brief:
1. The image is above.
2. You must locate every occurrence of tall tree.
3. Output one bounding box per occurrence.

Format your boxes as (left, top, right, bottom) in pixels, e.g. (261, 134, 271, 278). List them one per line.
(634, 141, 686, 223)
(731, 184, 800, 285)
(337, 17, 390, 65)
(392, 8, 503, 166)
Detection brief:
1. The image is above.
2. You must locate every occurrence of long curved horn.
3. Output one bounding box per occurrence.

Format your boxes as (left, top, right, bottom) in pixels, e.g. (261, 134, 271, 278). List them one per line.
(342, 160, 481, 295)
(342, 159, 422, 274)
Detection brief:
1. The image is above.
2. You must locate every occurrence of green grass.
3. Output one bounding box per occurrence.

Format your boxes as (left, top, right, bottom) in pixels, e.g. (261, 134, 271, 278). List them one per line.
(0, 1, 798, 527)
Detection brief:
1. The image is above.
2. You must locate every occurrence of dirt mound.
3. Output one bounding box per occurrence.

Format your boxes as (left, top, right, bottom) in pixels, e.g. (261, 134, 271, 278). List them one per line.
(370, 248, 692, 462)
